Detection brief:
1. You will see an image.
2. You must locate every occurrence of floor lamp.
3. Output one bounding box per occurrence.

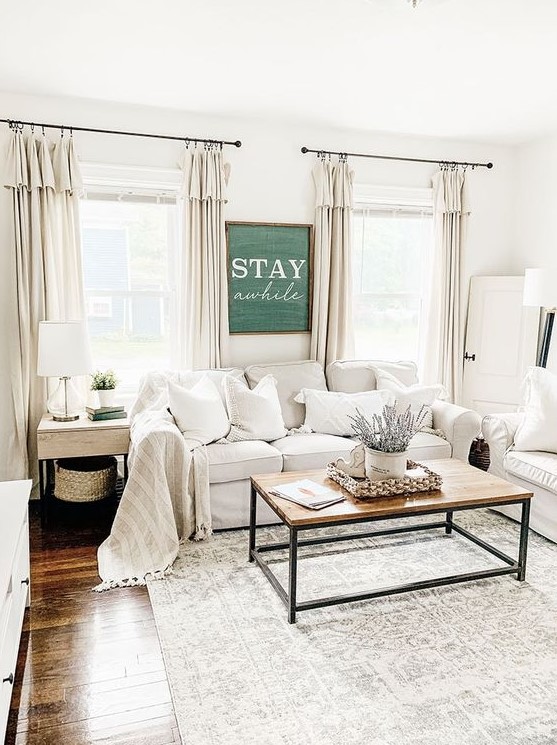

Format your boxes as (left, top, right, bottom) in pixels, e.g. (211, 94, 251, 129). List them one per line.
(523, 268, 557, 368)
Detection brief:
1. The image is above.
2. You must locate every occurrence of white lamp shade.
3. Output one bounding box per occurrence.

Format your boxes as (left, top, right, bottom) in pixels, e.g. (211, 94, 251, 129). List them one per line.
(37, 321, 93, 377)
(523, 268, 557, 308)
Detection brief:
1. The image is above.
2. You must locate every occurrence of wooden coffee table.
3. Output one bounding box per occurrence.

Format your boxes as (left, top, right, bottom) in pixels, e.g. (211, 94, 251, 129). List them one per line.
(249, 460, 533, 623)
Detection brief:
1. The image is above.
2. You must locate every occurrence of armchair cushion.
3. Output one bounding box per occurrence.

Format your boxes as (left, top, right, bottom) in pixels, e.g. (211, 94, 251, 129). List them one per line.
(504, 450, 557, 496)
(514, 366, 557, 452)
(481, 412, 524, 479)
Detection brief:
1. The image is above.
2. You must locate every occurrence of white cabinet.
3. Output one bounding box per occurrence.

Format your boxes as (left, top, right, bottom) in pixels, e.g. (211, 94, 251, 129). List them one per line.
(0, 480, 31, 743)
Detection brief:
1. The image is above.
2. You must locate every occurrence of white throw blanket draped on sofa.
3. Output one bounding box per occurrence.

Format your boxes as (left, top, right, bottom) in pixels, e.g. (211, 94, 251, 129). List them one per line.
(95, 372, 212, 591)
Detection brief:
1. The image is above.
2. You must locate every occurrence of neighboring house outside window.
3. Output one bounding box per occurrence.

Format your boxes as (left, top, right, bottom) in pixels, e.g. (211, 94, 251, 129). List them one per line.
(351, 185, 433, 371)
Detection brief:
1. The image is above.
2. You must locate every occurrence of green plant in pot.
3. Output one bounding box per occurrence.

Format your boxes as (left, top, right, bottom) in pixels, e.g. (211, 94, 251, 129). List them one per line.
(349, 404, 427, 481)
(91, 369, 118, 408)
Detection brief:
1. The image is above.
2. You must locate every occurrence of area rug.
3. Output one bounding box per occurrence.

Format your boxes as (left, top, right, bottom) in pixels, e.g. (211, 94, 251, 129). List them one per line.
(147, 510, 557, 745)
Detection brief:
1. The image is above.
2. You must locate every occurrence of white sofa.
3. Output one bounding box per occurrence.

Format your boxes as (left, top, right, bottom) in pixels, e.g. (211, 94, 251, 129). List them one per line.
(163, 359, 482, 529)
(482, 412, 557, 543)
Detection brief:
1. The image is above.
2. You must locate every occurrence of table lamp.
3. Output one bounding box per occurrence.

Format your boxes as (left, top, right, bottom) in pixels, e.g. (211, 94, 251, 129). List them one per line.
(523, 268, 557, 368)
(37, 321, 93, 421)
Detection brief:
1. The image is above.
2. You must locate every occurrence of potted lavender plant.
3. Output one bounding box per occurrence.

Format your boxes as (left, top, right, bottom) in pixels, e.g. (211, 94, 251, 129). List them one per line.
(349, 404, 427, 481)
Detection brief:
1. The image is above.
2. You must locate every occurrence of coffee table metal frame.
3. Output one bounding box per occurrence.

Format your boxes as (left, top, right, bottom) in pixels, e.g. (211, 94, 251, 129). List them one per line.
(248, 482, 531, 624)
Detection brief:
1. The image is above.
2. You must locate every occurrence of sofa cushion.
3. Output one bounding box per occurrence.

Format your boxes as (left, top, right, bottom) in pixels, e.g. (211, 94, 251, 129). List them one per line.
(407, 432, 452, 460)
(224, 374, 287, 442)
(206, 440, 283, 484)
(294, 388, 393, 436)
(176, 368, 245, 403)
(326, 360, 419, 393)
(504, 450, 557, 495)
(371, 368, 447, 429)
(244, 360, 327, 429)
(271, 433, 356, 472)
(168, 377, 230, 444)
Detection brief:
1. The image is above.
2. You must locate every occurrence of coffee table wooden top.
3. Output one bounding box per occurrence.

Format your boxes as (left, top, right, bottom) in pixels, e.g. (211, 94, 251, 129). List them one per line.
(251, 459, 533, 527)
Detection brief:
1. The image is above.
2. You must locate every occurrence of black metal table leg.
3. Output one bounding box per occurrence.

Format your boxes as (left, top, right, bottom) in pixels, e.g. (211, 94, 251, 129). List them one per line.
(445, 510, 453, 535)
(248, 483, 257, 563)
(288, 528, 298, 624)
(518, 498, 531, 581)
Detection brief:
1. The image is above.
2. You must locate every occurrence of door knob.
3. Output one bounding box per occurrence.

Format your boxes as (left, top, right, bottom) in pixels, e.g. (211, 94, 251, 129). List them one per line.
(3, 673, 14, 685)
(464, 352, 476, 361)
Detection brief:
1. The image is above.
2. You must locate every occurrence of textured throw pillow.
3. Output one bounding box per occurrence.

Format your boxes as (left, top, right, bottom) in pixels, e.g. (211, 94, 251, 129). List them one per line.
(168, 377, 230, 445)
(224, 374, 288, 442)
(514, 366, 557, 452)
(294, 388, 394, 437)
(372, 368, 447, 429)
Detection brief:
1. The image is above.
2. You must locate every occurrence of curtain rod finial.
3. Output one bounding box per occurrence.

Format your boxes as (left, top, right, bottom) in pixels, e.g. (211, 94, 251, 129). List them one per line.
(234, 140, 242, 148)
(301, 147, 308, 154)
(487, 162, 494, 169)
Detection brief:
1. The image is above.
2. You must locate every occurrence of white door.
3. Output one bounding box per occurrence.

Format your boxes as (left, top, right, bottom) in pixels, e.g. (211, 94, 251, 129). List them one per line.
(462, 276, 539, 416)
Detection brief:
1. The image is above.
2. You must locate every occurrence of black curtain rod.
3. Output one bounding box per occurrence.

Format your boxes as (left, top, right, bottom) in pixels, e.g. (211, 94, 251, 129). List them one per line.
(301, 146, 493, 170)
(1, 118, 242, 148)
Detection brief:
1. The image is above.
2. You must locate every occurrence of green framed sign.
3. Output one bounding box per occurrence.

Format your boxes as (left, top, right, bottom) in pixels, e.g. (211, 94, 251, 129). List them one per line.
(226, 222, 313, 334)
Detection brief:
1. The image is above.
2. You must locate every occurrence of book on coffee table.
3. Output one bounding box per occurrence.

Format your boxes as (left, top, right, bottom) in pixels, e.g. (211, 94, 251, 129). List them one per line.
(269, 479, 345, 510)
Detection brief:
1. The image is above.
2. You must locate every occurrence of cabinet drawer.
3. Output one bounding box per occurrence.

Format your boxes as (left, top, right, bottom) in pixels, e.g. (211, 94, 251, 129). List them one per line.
(38, 427, 130, 459)
(12, 517, 30, 608)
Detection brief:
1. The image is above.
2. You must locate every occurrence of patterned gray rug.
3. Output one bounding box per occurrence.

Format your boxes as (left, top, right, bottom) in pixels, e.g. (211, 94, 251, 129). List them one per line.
(147, 510, 557, 745)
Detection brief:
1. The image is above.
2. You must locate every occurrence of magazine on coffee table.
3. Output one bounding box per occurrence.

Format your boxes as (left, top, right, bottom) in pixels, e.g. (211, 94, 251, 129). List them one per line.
(269, 479, 345, 510)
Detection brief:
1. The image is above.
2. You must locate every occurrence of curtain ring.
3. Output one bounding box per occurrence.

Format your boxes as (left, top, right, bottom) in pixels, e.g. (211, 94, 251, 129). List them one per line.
(184, 138, 190, 149)
(60, 126, 64, 138)
(70, 127, 73, 138)
(41, 125, 45, 136)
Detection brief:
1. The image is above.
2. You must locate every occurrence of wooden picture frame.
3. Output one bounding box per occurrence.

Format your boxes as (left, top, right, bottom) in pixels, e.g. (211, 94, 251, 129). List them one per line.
(226, 221, 314, 334)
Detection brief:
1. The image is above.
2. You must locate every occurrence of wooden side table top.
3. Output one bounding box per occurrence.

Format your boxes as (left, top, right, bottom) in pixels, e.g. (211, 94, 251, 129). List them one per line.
(37, 413, 130, 433)
(251, 459, 533, 528)
(37, 414, 130, 460)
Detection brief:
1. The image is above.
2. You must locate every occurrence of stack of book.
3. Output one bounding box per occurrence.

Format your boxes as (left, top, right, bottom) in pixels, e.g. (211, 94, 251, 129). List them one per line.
(86, 405, 127, 422)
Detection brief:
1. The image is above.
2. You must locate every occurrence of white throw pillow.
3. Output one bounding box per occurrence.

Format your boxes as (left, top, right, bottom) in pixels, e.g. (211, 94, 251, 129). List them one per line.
(224, 374, 288, 442)
(168, 377, 230, 445)
(372, 368, 447, 429)
(294, 388, 394, 437)
(514, 367, 557, 452)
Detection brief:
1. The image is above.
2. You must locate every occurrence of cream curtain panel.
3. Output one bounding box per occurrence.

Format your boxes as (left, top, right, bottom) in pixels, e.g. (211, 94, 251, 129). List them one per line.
(422, 166, 470, 403)
(179, 146, 230, 370)
(4, 129, 85, 484)
(310, 156, 355, 367)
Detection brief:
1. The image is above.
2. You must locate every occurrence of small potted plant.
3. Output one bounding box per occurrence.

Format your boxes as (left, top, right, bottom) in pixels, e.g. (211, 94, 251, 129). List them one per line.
(349, 404, 427, 481)
(91, 369, 118, 408)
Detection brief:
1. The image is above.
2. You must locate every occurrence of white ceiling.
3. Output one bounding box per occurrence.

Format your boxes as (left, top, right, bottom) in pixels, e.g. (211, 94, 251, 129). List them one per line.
(2, 0, 557, 143)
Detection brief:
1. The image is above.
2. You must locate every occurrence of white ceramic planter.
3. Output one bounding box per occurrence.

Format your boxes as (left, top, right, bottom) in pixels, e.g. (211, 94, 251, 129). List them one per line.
(364, 448, 408, 481)
(97, 389, 116, 408)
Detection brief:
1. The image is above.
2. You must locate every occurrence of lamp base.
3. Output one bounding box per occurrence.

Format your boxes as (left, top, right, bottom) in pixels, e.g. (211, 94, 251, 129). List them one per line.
(47, 377, 83, 421)
(52, 413, 80, 422)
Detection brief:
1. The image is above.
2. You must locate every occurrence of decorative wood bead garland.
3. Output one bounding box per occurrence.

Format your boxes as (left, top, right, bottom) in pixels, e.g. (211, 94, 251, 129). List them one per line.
(326, 460, 442, 500)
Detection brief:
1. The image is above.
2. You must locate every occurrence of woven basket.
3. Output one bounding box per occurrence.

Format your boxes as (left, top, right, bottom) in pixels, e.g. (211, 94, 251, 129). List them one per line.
(55, 456, 118, 503)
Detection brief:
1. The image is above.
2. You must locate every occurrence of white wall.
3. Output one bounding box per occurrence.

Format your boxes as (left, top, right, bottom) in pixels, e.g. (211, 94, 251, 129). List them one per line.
(514, 132, 557, 370)
(0, 90, 517, 479)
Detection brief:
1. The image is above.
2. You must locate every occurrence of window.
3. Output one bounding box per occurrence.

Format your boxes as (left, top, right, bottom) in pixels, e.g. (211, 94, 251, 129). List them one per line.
(80, 195, 179, 394)
(352, 186, 433, 363)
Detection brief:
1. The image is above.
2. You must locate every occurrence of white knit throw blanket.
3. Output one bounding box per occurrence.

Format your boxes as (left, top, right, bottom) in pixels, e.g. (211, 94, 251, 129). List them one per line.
(94, 372, 212, 592)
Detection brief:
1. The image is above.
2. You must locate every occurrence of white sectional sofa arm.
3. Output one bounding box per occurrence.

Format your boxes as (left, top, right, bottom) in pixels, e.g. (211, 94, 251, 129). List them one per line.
(431, 401, 481, 462)
(481, 413, 524, 479)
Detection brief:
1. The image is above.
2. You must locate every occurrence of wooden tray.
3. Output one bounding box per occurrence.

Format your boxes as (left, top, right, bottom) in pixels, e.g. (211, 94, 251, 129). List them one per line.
(326, 460, 443, 500)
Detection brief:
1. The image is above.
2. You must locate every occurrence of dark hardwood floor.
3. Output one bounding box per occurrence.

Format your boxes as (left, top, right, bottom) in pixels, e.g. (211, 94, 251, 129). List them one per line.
(5, 495, 180, 745)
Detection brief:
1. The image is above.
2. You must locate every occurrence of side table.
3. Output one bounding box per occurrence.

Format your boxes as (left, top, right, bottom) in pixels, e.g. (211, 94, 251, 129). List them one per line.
(37, 414, 130, 525)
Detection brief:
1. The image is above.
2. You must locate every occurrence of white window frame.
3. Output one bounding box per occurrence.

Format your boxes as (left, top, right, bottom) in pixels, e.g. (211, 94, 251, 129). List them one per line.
(80, 163, 183, 399)
(352, 184, 434, 369)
